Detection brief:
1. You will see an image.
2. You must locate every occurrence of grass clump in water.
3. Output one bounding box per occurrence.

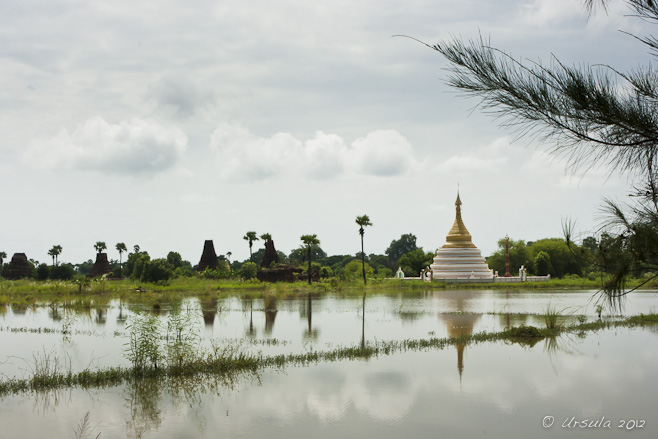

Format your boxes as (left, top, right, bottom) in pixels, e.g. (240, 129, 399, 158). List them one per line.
(2, 313, 658, 396)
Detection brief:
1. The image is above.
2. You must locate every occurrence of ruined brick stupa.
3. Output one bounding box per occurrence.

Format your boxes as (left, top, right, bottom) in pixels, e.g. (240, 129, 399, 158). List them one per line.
(89, 253, 112, 278)
(197, 240, 220, 271)
(260, 240, 280, 268)
(430, 193, 494, 280)
(3, 253, 32, 279)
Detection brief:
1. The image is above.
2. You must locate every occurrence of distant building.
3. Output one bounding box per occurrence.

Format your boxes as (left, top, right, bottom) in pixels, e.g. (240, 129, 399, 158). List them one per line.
(430, 193, 494, 280)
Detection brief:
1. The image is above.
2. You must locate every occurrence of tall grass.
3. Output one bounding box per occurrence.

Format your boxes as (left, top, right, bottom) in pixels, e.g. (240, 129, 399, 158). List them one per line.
(2, 313, 657, 396)
(543, 304, 563, 330)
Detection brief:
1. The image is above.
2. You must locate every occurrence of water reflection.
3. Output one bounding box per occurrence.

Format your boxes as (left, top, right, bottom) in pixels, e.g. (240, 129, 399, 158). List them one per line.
(2, 328, 656, 439)
(264, 295, 277, 334)
(300, 293, 319, 341)
(361, 293, 366, 349)
(125, 378, 163, 439)
(95, 307, 106, 325)
(123, 371, 260, 439)
(437, 290, 481, 379)
(200, 297, 218, 327)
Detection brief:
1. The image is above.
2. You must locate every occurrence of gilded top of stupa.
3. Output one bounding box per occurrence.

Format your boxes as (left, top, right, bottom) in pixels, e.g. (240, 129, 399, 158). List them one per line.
(442, 192, 476, 249)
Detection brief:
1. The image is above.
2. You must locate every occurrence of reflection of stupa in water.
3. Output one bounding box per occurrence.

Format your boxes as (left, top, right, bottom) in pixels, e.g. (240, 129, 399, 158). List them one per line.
(444, 313, 479, 378)
(264, 295, 278, 334)
(439, 290, 481, 379)
(431, 193, 494, 280)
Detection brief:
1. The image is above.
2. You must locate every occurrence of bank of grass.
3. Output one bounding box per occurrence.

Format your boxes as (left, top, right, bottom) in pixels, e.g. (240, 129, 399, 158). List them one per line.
(1, 313, 657, 396)
(0, 274, 653, 310)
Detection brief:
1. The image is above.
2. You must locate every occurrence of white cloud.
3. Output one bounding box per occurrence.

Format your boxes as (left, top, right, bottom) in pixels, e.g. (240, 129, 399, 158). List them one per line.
(349, 130, 416, 176)
(516, 0, 584, 28)
(523, 149, 624, 189)
(25, 117, 187, 176)
(181, 193, 215, 204)
(209, 123, 419, 181)
(436, 137, 512, 174)
(147, 73, 216, 117)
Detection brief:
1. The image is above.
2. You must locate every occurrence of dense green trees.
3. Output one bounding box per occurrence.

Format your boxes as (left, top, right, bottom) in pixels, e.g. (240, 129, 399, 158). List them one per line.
(486, 238, 530, 276)
(166, 251, 183, 269)
(128, 253, 174, 283)
(398, 249, 434, 277)
(239, 262, 258, 280)
(534, 251, 552, 276)
(486, 237, 590, 278)
(386, 234, 418, 263)
(342, 260, 374, 281)
(288, 245, 327, 266)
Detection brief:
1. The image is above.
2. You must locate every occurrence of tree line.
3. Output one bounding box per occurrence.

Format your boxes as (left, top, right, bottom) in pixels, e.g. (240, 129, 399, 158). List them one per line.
(4, 229, 626, 284)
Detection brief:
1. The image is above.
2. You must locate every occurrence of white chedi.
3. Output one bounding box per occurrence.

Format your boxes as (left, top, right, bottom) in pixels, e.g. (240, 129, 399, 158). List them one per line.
(430, 193, 494, 280)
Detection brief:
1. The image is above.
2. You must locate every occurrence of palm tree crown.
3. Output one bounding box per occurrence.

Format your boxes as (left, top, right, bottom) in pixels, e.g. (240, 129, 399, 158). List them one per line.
(116, 242, 127, 266)
(48, 245, 63, 265)
(94, 241, 107, 254)
(243, 231, 259, 262)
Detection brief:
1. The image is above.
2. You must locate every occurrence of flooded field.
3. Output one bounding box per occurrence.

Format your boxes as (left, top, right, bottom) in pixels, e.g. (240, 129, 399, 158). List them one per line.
(1, 289, 657, 438)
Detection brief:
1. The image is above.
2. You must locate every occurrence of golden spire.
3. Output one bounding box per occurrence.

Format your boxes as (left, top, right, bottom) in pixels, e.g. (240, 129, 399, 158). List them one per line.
(442, 192, 476, 249)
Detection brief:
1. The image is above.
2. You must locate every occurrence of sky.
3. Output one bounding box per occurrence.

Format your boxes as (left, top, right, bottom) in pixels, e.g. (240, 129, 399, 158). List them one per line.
(0, 0, 651, 266)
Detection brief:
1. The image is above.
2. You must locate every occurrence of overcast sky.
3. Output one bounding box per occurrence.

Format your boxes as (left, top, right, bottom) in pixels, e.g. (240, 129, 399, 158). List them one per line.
(0, 0, 650, 266)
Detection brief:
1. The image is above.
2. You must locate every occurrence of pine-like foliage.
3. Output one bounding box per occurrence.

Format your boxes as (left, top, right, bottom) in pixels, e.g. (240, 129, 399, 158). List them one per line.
(427, 0, 658, 302)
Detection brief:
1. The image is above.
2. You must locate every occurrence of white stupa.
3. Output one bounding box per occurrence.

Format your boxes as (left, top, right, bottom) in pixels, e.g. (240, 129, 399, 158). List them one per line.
(430, 193, 494, 280)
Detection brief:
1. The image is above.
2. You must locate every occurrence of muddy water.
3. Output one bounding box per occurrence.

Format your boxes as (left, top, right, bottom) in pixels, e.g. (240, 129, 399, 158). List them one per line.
(0, 289, 657, 438)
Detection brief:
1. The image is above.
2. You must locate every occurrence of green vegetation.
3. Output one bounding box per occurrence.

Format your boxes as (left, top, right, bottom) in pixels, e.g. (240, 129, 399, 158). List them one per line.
(2, 312, 657, 396)
(94, 242, 106, 254)
(116, 242, 127, 266)
(0, 274, 653, 312)
(243, 231, 259, 263)
(355, 215, 373, 285)
(300, 234, 320, 285)
(426, 0, 658, 302)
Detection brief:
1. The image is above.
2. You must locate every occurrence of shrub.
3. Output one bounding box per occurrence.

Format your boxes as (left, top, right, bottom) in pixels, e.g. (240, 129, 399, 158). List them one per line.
(50, 263, 75, 281)
(239, 262, 258, 280)
(35, 263, 50, 281)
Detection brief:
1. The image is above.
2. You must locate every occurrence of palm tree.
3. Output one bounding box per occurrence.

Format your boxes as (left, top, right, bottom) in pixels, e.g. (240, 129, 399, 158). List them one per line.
(226, 252, 232, 264)
(48, 245, 62, 266)
(94, 241, 107, 254)
(300, 234, 320, 285)
(133, 244, 140, 254)
(0, 251, 6, 266)
(243, 231, 259, 263)
(356, 215, 373, 285)
(116, 242, 127, 266)
(260, 233, 272, 242)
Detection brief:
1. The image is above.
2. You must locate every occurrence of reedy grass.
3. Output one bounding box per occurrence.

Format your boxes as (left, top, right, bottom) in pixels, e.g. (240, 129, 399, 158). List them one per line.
(1, 313, 657, 396)
(3, 275, 651, 308)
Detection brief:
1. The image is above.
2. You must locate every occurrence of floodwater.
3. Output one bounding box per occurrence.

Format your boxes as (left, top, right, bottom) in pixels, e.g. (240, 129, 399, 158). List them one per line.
(1, 289, 657, 438)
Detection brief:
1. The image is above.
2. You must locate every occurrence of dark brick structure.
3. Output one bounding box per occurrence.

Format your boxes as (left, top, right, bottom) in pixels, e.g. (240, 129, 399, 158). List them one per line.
(89, 253, 112, 278)
(260, 240, 280, 268)
(197, 240, 220, 271)
(257, 264, 303, 282)
(3, 253, 32, 279)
